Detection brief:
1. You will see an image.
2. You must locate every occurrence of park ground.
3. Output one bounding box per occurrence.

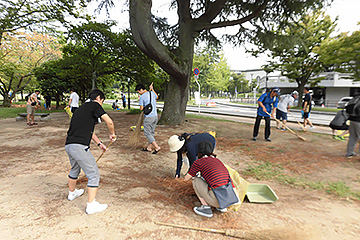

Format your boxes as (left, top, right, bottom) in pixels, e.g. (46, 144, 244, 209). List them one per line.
(0, 110, 359, 240)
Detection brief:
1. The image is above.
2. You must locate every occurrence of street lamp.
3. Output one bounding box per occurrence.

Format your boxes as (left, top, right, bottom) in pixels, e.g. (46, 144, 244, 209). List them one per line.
(240, 80, 243, 93)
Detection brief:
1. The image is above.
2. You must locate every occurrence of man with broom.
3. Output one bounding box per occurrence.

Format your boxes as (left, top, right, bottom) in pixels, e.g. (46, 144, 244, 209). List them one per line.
(135, 83, 161, 154)
(65, 89, 116, 215)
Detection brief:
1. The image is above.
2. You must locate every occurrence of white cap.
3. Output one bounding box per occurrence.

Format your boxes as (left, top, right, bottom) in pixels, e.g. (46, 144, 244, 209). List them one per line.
(168, 135, 185, 152)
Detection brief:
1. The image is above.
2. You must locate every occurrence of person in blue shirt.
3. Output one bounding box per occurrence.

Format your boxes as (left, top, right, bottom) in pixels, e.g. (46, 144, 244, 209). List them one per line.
(136, 83, 161, 154)
(252, 87, 280, 142)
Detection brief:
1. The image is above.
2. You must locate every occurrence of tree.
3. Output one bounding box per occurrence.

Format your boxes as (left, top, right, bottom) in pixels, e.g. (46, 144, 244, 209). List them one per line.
(62, 21, 155, 93)
(317, 30, 360, 81)
(252, 11, 336, 106)
(0, 31, 61, 106)
(0, 0, 87, 45)
(126, 0, 331, 125)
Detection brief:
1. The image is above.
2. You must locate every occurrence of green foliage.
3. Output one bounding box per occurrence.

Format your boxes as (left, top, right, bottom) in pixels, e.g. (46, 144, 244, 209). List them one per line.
(317, 30, 360, 81)
(251, 11, 336, 103)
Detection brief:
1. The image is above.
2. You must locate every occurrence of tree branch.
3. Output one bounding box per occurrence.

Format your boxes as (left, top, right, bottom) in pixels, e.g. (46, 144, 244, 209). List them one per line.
(129, 0, 187, 80)
(194, 0, 268, 32)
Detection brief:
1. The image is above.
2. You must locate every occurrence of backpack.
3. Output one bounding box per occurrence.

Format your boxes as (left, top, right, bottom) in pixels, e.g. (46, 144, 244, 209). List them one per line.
(345, 96, 360, 117)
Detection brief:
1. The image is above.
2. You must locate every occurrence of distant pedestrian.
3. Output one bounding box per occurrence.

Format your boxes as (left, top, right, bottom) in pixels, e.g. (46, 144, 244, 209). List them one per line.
(26, 90, 40, 126)
(276, 90, 298, 130)
(345, 94, 360, 158)
(69, 88, 80, 113)
(302, 87, 315, 130)
(135, 83, 161, 154)
(329, 109, 349, 141)
(122, 93, 126, 109)
(44, 94, 51, 110)
(252, 87, 280, 142)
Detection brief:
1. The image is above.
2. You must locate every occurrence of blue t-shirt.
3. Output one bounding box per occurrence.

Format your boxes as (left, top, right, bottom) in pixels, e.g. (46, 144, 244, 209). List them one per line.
(257, 92, 278, 117)
(139, 91, 157, 117)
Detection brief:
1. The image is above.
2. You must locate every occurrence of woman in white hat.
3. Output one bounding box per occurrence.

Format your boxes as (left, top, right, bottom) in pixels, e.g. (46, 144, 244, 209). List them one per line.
(168, 132, 216, 178)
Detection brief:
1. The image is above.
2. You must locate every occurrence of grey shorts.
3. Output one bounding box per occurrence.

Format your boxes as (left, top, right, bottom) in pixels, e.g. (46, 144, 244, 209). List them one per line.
(26, 104, 35, 115)
(143, 116, 158, 144)
(65, 144, 100, 187)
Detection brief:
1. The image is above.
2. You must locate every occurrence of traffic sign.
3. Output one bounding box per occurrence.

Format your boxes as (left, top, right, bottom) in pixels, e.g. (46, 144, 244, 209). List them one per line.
(193, 68, 200, 75)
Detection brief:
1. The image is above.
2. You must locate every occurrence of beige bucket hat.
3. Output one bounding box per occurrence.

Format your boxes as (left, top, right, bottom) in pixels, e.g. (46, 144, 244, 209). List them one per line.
(168, 135, 185, 152)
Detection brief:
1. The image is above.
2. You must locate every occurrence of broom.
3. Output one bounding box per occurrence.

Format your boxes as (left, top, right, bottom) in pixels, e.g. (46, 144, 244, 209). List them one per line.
(288, 111, 307, 131)
(155, 222, 308, 240)
(127, 112, 145, 147)
(265, 111, 306, 141)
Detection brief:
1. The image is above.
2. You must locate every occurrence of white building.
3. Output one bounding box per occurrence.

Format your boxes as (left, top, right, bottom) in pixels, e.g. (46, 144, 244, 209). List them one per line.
(232, 69, 360, 107)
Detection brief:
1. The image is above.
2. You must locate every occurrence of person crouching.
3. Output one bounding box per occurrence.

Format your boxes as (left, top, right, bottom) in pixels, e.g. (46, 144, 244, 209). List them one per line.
(184, 140, 238, 218)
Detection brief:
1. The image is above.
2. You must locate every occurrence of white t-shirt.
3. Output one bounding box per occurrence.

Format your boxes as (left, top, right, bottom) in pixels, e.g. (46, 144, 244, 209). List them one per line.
(69, 92, 79, 107)
(277, 94, 295, 113)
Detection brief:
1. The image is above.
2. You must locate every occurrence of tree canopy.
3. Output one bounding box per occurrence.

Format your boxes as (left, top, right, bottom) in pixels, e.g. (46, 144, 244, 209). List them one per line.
(251, 11, 336, 105)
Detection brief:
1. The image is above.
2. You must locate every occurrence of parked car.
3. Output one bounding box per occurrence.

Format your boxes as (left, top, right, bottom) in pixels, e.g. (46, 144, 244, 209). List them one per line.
(337, 97, 352, 109)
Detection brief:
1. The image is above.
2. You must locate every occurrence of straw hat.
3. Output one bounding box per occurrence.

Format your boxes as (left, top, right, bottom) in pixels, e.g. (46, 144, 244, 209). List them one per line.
(168, 135, 185, 152)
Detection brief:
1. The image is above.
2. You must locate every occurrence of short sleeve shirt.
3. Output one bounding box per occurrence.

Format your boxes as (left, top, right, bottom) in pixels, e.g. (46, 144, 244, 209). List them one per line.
(65, 101, 106, 146)
(302, 93, 312, 111)
(69, 92, 80, 108)
(139, 91, 157, 117)
(277, 94, 295, 113)
(257, 92, 279, 117)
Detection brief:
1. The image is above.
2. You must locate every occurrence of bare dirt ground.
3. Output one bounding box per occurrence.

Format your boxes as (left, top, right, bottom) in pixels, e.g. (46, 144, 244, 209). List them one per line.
(0, 111, 359, 240)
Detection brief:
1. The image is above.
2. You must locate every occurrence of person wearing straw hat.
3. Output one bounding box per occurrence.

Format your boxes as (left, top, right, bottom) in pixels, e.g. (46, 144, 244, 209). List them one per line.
(168, 132, 216, 178)
(252, 87, 280, 142)
(275, 90, 298, 130)
(184, 140, 237, 218)
(65, 89, 117, 215)
(135, 82, 161, 154)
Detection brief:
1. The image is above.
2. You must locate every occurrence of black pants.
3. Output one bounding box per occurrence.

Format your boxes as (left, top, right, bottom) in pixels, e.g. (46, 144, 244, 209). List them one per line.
(253, 115, 271, 139)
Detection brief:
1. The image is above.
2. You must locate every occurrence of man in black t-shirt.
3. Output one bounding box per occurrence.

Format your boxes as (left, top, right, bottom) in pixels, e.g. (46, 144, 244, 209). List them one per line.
(302, 87, 315, 130)
(65, 89, 116, 215)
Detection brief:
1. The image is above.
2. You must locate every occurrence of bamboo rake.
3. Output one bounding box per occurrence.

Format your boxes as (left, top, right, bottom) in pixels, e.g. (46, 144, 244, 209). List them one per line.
(288, 111, 307, 131)
(265, 111, 306, 141)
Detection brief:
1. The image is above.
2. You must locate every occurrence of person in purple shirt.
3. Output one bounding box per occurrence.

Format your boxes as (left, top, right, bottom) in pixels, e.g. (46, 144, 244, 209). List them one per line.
(252, 87, 280, 142)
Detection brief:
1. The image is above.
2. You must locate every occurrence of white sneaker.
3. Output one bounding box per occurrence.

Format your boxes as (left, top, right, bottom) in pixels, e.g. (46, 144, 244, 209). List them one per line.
(86, 200, 108, 215)
(67, 189, 84, 201)
(216, 207, 228, 213)
(309, 126, 315, 130)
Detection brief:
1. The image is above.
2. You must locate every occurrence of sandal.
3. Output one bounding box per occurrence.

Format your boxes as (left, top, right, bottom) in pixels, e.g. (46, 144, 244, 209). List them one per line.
(141, 148, 151, 152)
(152, 147, 161, 154)
(30, 122, 38, 126)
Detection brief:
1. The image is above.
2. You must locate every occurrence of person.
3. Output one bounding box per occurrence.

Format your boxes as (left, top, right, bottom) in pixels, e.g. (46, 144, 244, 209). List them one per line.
(184, 140, 237, 218)
(276, 90, 298, 130)
(44, 94, 52, 110)
(302, 87, 315, 130)
(252, 87, 280, 142)
(69, 88, 80, 113)
(135, 83, 161, 154)
(345, 94, 360, 158)
(168, 132, 216, 178)
(26, 90, 40, 126)
(122, 93, 126, 109)
(329, 109, 349, 141)
(65, 89, 117, 214)
(112, 100, 119, 110)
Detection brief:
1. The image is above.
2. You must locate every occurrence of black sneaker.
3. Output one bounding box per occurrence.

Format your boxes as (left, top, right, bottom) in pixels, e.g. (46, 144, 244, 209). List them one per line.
(346, 153, 357, 158)
(265, 138, 272, 142)
(252, 137, 257, 141)
(193, 205, 213, 218)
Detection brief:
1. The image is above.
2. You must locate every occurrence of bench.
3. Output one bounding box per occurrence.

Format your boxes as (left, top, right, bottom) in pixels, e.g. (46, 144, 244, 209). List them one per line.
(16, 113, 51, 122)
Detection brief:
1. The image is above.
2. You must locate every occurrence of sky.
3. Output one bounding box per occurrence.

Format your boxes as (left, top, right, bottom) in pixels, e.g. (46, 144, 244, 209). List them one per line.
(89, 0, 360, 71)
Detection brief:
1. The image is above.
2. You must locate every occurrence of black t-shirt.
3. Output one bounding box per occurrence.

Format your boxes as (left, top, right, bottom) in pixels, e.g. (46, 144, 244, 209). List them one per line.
(302, 93, 312, 111)
(65, 101, 106, 146)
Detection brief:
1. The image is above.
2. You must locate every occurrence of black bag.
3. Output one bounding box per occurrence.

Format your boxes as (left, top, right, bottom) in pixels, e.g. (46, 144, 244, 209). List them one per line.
(143, 91, 153, 115)
(31, 101, 36, 106)
(211, 177, 239, 209)
(346, 96, 360, 117)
